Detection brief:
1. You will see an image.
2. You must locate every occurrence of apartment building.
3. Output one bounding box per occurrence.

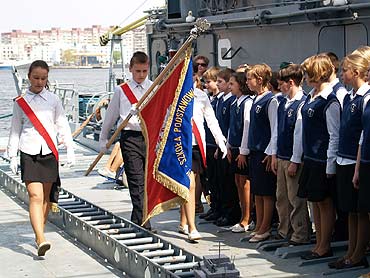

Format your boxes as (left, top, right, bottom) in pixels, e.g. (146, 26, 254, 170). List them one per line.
(0, 25, 147, 65)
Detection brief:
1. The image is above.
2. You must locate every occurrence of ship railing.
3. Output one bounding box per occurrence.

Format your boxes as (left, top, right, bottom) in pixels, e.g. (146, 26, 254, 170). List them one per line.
(53, 86, 79, 124)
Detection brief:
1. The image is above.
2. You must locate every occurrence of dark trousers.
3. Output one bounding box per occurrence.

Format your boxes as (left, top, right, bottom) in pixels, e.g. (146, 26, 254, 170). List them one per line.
(120, 130, 150, 229)
(206, 146, 219, 211)
(216, 152, 241, 221)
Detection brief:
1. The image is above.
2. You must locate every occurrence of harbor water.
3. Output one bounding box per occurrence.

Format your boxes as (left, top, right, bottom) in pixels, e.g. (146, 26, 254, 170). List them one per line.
(0, 68, 113, 138)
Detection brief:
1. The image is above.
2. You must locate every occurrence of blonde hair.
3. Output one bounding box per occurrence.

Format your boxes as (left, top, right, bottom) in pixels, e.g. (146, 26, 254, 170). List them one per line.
(248, 64, 272, 87)
(301, 55, 333, 83)
(352, 46, 370, 62)
(203, 66, 220, 82)
(236, 63, 251, 73)
(193, 75, 203, 89)
(342, 53, 369, 79)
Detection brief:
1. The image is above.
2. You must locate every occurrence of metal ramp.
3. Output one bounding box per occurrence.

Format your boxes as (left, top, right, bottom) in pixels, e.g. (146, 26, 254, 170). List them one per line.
(244, 231, 370, 277)
(0, 166, 202, 278)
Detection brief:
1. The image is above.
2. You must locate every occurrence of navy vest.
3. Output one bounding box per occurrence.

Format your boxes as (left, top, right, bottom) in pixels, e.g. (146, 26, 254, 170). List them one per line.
(301, 92, 339, 162)
(205, 95, 219, 146)
(248, 92, 274, 152)
(228, 96, 249, 148)
(277, 95, 306, 160)
(338, 91, 369, 160)
(216, 94, 236, 138)
(361, 100, 370, 163)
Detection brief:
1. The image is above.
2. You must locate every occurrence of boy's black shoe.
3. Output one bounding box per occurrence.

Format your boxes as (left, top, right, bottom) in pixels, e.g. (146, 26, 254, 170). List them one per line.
(204, 212, 221, 221)
(199, 208, 213, 219)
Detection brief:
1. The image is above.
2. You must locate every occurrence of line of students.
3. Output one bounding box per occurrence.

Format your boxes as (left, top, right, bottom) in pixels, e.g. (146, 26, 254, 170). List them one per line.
(197, 46, 370, 270)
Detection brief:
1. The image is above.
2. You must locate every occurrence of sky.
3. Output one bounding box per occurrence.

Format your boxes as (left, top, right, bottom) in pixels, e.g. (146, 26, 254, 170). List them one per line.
(0, 0, 165, 33)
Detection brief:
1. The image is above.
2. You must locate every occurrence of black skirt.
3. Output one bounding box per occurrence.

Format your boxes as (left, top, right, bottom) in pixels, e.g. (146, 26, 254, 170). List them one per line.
(297, 159, 336, 202)
(249, 151, 276, 196)
(336, 163, 358, 212)
(192, 145, 204, 174)
(230, 148, 249, 176)
(20, 151, 58, 183)
(358, 162, 370, 212)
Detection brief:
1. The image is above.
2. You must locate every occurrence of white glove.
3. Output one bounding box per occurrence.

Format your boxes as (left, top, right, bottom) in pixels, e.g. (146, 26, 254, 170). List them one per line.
(10, 157, 18, 175)
(129, 103, 138, 116)
(67, 148, 75, 166)
(219, 140, 228, 159)
(99, 139, 108, 153)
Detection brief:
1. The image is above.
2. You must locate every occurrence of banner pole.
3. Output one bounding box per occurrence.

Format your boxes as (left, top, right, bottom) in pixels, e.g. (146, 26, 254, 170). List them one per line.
(85, 19, 210, 176)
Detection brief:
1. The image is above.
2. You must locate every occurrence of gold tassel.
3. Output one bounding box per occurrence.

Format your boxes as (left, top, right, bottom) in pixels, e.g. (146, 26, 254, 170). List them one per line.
(205, 195, 211, 205)
(50, 202, 60, 213)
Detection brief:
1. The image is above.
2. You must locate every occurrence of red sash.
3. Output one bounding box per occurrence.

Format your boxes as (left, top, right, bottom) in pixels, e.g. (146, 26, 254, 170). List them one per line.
(120, 83, 206, 167)
(192, 119, 206, 167)
(15, 96, 59, 161)
(120, 83, 138, 104)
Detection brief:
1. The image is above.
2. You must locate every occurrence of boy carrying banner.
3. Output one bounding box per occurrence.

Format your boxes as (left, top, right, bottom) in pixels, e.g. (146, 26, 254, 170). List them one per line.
(99, 51, 153, 230)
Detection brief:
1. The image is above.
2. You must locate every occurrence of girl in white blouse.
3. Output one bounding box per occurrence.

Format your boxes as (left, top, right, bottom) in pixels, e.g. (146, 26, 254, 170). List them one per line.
(7, 60, 75, 256)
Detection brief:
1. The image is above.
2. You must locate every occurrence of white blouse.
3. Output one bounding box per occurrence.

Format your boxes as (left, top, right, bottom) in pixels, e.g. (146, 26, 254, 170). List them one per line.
(7, 88, 74, 158)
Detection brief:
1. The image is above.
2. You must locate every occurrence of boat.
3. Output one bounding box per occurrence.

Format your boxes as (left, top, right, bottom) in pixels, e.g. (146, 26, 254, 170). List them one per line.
(145, 0, 370, 78)
(0, 60, 32, 70)
(2, 1, 370, 277)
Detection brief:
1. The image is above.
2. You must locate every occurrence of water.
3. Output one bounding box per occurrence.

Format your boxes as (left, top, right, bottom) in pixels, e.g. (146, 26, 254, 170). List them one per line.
(0, 68, 114, 138)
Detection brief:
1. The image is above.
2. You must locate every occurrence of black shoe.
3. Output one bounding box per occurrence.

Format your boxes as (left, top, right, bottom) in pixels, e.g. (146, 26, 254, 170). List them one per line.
(301, 249, 333, 260)
(328, 257, 346, 269)
(272, 233, 285, 240)
(204, 212, 221, 221)
(334, 257, 369, 269)
(199, 208, 213, 219)
(282, 240, 309, 247)
(215, 216, 235, 227)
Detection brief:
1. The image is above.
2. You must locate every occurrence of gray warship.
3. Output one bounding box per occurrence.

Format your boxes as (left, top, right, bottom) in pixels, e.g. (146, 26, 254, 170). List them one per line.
(146, 0, 370, 77)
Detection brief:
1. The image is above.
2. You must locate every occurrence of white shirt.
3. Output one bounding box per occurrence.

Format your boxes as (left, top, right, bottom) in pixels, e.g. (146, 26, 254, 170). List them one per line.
(254, 91, 278, 155)
(227, 95, 254, 155)
(358, 91, 370, 145)
(337, 82, 370, 165)
(330, 78, 347, 107)
(307, 85, 341, 174)
(99, 78, 153, 142)
(192, 87, 226, 155)
(7, 88, 74, 158)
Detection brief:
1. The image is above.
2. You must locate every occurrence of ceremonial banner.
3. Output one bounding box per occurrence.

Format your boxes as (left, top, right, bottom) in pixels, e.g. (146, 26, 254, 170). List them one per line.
(140, 48, 194, 223)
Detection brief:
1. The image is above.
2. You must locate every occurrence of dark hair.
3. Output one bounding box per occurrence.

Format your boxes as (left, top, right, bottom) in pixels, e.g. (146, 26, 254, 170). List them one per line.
(194, 55, 209, 66)
(28, 60, 50, 90)
(130, 51, 149, 68)
(28, 60, 49, 76)
(269, 71, 280, 92)
(322, 51, 339, 73)
(217, 67, 234, 82)
(278, 64, 304, 86)
(192, 60, 198, 74)
(231, 72, 254, 96)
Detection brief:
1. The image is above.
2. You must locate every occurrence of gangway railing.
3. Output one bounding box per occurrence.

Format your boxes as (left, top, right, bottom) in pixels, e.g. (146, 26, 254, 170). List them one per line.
(54, 87, 79, 124)
(0, 165, 202, 278)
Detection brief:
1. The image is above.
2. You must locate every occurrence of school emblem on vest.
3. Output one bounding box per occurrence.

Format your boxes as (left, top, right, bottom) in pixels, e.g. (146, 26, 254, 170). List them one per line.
(287, 108, 294, 118)
(255, 105, 262, 113)
(307, 108, 315, 117)
(350, 103, 357, 113)
(222, 107, 227, 115)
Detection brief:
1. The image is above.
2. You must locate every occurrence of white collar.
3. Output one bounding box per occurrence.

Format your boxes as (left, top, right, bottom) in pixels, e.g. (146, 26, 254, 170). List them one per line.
(353, 82, 370, 97)
(308, 84, 333, 100)
(287, 90, 304, 102)
(25, 88, 48, 101)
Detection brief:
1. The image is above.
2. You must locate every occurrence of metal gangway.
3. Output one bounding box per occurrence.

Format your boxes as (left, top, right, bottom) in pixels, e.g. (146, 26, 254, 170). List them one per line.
(0, 156, 203, 278)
